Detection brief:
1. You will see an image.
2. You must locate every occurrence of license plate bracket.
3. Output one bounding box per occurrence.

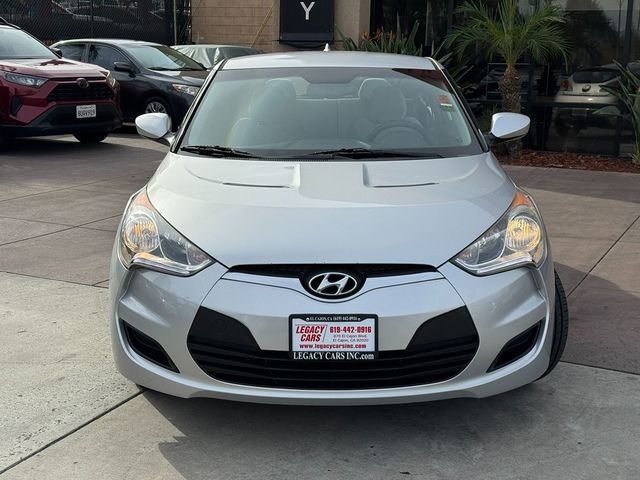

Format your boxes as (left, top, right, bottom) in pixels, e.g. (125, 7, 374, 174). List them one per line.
(289, 314, 378, 361)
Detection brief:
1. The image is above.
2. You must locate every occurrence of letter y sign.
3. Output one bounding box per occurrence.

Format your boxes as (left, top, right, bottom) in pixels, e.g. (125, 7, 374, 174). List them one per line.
(300, 1, 315, 21)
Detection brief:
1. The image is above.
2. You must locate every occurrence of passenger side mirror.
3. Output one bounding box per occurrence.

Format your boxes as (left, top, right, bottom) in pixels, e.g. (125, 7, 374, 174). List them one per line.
(135, 113, 174, 146)
(114, 62, 135, 75)
(487, 112, 530, 145)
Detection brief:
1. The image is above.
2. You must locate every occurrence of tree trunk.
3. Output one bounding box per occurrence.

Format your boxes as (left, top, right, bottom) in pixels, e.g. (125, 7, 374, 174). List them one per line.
(499, 64, 522, 113)
(498, 64, 523, 158)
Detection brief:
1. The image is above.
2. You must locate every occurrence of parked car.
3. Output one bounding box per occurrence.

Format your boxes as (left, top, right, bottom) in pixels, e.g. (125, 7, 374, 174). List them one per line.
(0, 19, 122, 146)
(552, 65, 625, 135)
(172, 44, 259, 69)
(110, 51, 569, 405)
(52, 39, 208, 126)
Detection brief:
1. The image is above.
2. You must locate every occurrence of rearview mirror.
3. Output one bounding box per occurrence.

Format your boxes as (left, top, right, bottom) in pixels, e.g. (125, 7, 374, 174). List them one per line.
(135, 113, 174, 146)
(488, 112, 530, 144)
(113, 62, 135, 74)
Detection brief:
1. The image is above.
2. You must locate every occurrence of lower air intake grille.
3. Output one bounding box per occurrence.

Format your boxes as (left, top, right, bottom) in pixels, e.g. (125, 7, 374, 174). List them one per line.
(122, 321, 179, 373)
(488, 321, 543, 372)
(187, 307, 479, 390)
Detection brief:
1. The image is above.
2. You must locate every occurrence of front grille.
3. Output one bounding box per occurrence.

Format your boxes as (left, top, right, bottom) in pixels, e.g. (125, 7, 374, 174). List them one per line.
(47, 82, 113, 103)
(187, 307, 479, 390)
(229, 264, 437, 278)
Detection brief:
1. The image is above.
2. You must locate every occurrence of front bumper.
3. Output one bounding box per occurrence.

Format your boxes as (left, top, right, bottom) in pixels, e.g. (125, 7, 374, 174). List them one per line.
(1, 102, 122, 138)
(109, 244, 556, 405)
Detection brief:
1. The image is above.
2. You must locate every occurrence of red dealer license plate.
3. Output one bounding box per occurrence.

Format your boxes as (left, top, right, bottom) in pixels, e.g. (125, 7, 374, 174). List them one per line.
(290, 314, 378, 361)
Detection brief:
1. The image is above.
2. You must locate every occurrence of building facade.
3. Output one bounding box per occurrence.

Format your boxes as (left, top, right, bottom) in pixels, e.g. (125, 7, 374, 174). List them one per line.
(191, 0, 640, 158)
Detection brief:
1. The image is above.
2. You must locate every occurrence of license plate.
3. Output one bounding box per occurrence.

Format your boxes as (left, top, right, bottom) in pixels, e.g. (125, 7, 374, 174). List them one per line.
(76, 104, 96, 119)
(290, 314, 378, 361)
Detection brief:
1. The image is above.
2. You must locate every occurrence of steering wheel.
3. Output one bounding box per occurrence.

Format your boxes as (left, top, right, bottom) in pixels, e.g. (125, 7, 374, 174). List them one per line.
(367, 120, 429, 143)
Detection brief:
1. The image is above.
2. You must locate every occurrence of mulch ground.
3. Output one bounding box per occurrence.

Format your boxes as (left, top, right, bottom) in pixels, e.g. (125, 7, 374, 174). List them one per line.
(497, 150, 640, 174)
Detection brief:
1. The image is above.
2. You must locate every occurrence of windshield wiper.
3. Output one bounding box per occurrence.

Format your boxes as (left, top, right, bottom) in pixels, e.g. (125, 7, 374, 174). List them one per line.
(180, 145, 260, 158)
(298, 148, 443, 159)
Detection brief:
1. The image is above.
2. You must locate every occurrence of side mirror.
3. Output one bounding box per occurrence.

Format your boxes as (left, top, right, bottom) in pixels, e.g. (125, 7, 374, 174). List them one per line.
(135, 113, 174, 146)
(487, 112, 530, 145)
(50, 47, 62, 57)
(113, 62, 135, 74)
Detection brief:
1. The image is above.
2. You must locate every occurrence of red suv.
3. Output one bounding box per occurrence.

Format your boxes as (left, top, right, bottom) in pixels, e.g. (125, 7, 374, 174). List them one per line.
(0, 20, 122, 147)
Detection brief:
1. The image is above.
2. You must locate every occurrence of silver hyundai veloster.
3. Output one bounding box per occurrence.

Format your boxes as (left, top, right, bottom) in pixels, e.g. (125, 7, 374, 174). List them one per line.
(110, 51, 569, 405)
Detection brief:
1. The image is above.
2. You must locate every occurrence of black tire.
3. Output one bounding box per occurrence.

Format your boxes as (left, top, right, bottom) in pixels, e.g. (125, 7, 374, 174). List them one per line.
(73, 132, 109, 143)
(539, 270, 569, 379)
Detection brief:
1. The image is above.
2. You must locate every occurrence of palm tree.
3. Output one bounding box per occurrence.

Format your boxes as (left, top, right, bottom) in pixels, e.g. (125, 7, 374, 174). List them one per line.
(447, 0, 570, 113)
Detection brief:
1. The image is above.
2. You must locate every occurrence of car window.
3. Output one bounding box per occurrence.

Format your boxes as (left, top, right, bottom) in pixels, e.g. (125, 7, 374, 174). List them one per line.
(87, 44, 128, 69)
(0, 28, 57, 60)
(572, 69, 618, 84)
(123, 45, 205, 71)
(59, 44, 85, 61)
(181, 67, 482, 158)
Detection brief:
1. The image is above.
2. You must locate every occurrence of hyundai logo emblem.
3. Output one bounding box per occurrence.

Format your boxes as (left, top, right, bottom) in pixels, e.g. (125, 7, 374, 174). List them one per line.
(307, 272, 359, 298)
(76, 78, 89, 89)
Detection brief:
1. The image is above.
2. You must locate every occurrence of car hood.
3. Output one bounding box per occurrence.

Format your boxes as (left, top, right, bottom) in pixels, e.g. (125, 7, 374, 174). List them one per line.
(147, 69, 208, 85)
(0, 58, 108, 78)
(146, 152, 515, 267)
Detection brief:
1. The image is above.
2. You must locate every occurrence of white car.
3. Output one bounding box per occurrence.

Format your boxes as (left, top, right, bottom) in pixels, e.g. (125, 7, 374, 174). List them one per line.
(109, 51, 568, 405)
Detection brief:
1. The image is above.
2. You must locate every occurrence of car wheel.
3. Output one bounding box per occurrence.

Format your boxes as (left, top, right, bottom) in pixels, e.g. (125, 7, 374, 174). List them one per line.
(538, 270, 569, 379)
(143, 97, 172, 115)
(73, 132, 110, 143)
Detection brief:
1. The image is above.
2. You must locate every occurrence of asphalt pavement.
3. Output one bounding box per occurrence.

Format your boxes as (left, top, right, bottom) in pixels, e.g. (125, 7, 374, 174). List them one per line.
(0, 134, 639, 479)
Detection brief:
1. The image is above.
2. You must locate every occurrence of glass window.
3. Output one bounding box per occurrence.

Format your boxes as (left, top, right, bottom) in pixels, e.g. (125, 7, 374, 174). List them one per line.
(529, 0, 630, 154)
(87, 44, 128, 70)
(59, 44, 85, 61)
(123, 45, 205, 71)
(0, 28, 57, 60)
(181, 67, 482, 158)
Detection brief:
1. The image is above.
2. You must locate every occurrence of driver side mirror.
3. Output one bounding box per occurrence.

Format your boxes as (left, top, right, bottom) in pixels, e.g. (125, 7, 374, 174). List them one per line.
(113, 62, 135, 75)
(486, 112, 530, 145)
(136, 113, 174, 146)
(50, 47, 62, 57)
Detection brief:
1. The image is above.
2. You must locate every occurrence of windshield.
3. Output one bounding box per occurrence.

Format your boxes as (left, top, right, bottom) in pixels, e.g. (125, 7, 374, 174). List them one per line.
(180, 67, 482, 158)
(572, 68, 618, 84)
(0, 28, 57, 60)
(123, 45, 205, 71)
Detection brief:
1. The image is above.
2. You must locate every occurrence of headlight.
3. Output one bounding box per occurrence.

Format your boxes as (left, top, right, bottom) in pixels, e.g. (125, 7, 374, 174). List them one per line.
(105, 71, 117, 89)
(453, 190, 546, 275)
(1, 71, 48, 88)
(172, 84, 200, 96)
(118, 190, 213, 276)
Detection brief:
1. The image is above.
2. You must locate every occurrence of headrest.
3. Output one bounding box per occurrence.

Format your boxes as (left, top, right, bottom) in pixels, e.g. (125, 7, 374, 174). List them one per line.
(365, 85, 407, 123)
(358, 78, 390, 99)
(249, 79, 296, 123)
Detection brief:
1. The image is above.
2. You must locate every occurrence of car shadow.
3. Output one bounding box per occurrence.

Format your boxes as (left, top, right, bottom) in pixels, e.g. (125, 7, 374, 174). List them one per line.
(144, 379, 547, 479)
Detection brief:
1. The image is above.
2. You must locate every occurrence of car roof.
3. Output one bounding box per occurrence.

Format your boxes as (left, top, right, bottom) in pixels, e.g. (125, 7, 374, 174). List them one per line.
(173, 44, 256, 49)
(54, 38, 161, 47)
(222, 51, 438, 70)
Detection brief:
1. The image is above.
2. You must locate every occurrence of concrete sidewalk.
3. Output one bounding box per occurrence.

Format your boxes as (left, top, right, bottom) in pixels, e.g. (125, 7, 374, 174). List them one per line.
(0, 135, 638, 479)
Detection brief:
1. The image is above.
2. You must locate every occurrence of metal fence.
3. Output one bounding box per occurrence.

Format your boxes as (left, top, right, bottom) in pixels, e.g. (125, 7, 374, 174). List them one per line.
(0, 0, 191, 45)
